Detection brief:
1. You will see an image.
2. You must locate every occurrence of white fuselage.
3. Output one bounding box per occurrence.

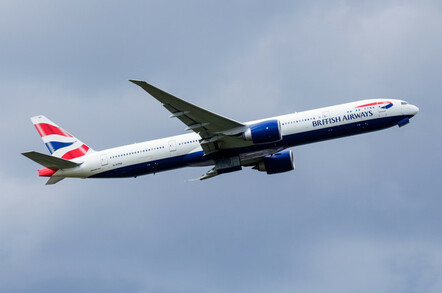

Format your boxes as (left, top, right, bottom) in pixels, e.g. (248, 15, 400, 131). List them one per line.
(55, 98, 418, 179)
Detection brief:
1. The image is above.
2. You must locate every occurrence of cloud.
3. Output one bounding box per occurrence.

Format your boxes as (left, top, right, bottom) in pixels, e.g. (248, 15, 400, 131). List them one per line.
(287, 237, 442, 293)
(1, 1, 441, 292)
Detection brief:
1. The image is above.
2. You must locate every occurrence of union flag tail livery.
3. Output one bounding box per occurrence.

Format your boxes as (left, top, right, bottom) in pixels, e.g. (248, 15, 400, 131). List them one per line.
(22, 116, 94, 185)
(22, 80, 419, 185)
(31, 115, 94, 159)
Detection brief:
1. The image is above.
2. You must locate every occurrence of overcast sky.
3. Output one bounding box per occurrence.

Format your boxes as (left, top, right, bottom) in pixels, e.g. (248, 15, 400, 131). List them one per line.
(1, 0, 442, 292)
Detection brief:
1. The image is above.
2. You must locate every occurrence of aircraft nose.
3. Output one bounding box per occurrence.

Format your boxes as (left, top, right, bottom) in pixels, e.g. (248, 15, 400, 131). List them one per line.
(410, 104, 419, 116)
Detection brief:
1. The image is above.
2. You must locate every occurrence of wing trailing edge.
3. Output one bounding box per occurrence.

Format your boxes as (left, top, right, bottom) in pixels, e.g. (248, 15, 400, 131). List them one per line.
(130, 80, 249, 154)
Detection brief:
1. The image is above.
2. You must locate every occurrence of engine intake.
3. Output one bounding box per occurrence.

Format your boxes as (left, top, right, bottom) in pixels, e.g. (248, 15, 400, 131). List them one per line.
(254, 150, 295, 174)
(243, 120, 282, 144)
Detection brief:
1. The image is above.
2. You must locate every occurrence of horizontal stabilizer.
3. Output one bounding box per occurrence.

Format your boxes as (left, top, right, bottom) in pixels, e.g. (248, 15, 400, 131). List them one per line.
(46, 176, 65, 185)
(22, 151, 80, 169)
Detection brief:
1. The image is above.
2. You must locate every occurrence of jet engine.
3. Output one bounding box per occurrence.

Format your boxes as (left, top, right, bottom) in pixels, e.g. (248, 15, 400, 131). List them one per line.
(253, 150, 295, 174)
(243, 120, 282, 144)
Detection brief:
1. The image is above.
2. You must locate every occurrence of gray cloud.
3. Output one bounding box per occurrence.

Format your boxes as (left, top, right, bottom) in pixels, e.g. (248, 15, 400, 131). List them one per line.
(1, 0, 441, 292)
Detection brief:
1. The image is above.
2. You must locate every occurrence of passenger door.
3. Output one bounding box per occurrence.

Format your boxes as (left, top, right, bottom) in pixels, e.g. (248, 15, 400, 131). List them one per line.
(169, 140, 177, 152)
(100, 154, 108, 166)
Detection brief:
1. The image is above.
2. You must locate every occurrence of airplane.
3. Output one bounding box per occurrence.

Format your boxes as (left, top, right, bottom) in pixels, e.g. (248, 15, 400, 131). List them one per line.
(22, 80, 419, 185)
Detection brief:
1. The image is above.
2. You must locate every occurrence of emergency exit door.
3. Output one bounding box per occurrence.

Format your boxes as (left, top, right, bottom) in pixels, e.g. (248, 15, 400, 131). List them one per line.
(101, 154, 108, 166)
(169, 140, 177, 152)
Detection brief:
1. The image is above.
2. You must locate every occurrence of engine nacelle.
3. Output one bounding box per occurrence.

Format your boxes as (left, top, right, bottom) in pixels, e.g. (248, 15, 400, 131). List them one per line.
(254, 150, 295, 174)
(243, 119, 282, 144)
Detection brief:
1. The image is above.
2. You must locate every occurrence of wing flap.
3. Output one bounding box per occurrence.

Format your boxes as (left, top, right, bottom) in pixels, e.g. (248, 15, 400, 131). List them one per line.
(188, 167, 219, 181)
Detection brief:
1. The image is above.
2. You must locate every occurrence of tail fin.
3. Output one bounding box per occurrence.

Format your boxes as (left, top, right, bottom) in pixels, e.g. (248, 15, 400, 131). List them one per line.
(31, 115, 94, 159)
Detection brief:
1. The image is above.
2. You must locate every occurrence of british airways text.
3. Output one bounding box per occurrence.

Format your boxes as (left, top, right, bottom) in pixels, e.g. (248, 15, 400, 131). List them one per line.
(312, 110, 374, 127)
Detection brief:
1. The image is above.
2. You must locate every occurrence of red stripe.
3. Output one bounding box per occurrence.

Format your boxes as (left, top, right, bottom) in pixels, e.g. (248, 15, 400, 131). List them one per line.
(34, 123, 72, 137)
(356, 101, 391, 108)
(62, 144, 89, 160)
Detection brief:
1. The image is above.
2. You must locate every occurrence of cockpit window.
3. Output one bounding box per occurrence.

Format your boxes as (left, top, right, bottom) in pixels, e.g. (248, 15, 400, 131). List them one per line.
(401, 101, 408, 105)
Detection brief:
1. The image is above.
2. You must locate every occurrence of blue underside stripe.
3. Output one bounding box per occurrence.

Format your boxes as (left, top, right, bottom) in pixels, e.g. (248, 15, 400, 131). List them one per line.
(90, 115, 411, 179)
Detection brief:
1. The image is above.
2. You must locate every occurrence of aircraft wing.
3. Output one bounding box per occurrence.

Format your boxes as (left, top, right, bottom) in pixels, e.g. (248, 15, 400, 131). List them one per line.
(130, 80, 247, 154)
